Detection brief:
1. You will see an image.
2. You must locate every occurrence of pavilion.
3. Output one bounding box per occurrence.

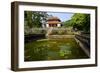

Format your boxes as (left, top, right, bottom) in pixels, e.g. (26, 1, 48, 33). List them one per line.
(45, 17, 61, 27)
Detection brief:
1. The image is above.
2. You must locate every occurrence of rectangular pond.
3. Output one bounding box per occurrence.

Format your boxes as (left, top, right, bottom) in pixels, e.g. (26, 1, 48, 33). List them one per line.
(24, 38, 89, 61)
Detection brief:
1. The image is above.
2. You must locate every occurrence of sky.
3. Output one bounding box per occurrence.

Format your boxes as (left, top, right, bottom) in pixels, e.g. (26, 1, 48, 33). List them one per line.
(47, 12, 74, 22)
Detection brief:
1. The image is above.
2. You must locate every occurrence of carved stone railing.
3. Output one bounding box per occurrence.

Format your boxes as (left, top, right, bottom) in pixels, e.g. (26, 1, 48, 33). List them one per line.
(75, 34, 90, 52)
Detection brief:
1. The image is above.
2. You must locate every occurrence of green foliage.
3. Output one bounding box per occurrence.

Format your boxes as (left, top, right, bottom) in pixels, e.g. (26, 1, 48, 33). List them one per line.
(24, 11, 33, 28)
(71, 13, 90, 32)
(24, 11, 48, 28)
(63, 13, 90, 32)
(62, 20, 72, 27)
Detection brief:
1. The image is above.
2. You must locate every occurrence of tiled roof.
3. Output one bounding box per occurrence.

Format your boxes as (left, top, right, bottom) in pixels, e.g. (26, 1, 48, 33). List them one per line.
(47, 17, 61, 21)
(47, 21, 61, 24)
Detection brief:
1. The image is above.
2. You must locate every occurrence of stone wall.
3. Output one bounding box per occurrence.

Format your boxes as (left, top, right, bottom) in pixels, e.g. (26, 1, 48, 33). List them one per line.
(47, 35, 75, 39)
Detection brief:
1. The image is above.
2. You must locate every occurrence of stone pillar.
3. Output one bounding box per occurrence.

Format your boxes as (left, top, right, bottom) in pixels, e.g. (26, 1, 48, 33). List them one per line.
(57, 24, 61, 27)
(46, 24, 49, 28)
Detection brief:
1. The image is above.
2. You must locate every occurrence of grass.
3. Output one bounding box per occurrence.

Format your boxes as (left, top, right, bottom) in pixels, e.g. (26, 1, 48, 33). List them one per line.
(24, 38, 89, 61)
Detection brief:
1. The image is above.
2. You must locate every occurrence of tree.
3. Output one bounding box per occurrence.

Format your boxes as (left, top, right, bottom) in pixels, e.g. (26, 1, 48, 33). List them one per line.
(24, 11, 48, 28)
(73, 13, 90, 32)
(82, 14, 90, 32)
(63, 13, 90, 32)
(24, 11, 33, 28)
(62, 20, 72, 27)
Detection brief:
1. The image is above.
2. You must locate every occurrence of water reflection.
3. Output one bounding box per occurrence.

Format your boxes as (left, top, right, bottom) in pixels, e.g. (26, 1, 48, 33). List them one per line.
(25, 38, 89, 61)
